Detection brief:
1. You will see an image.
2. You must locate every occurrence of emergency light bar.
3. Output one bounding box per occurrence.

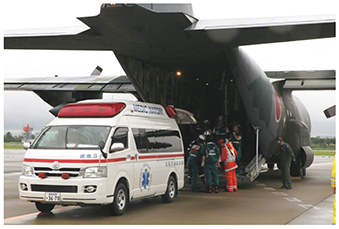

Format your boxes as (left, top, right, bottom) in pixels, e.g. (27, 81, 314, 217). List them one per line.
(58, 103, 126, 118)
(164, 105, 177, 118)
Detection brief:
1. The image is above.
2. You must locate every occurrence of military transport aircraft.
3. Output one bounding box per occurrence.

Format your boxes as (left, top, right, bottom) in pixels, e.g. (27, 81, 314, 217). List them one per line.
(4, 3, 336, 182)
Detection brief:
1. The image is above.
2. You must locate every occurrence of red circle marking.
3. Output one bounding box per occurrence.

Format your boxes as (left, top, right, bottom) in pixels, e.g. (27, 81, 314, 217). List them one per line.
(274, 90, 281, 122)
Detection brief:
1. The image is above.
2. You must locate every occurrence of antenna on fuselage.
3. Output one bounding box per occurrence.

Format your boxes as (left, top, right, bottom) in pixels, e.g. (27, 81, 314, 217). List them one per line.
(91, 66, 103, 76)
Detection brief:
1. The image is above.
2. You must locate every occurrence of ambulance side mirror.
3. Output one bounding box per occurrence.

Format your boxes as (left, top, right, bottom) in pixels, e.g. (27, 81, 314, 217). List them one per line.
(110, 143, 124, 153)
(23, 142, 31, 150)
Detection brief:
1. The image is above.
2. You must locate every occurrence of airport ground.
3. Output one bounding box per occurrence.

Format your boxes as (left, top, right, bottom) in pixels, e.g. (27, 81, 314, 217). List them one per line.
(3, 149, 335, 225)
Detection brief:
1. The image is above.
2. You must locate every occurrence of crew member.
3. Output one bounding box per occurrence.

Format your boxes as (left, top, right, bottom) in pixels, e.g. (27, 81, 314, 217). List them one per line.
(331, 155, 336, 225)
(203, 120, 212, 134)
(276, 137, 296, 189)
(202, 133, 220, 193)
(213, 115, 230, 143)
(219, 139, 238, 192)
(187, 135, 205, 192)
(230, 122, 242, 162)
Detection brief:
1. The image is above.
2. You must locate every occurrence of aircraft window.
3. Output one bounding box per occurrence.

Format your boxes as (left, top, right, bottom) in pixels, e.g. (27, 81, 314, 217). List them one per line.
(33, 126, 111, 149)
(132, 128, 182, 153)
(111, 127, 129, 149)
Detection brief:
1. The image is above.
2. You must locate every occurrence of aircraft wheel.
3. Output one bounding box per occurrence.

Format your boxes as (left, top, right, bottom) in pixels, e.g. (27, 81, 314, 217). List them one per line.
(291, 158, 305, 178)
(267, 162, 274, 170)
(299, 160, 306, 179)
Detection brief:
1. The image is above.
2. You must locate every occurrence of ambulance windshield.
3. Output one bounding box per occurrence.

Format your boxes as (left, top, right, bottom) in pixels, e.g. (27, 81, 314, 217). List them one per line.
(33, 126, 111, 149)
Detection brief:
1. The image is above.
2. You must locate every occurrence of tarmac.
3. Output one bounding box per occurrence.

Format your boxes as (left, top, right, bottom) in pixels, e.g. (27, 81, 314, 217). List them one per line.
(4, 150, 336, 225)
(287, 194, 335, 225)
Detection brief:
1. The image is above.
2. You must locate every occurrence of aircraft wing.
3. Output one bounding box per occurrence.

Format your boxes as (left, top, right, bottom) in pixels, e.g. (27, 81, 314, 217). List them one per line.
(266, 70, 336, 90)
(5, 70, 334, 107)
(185, 14, 335, 46)
(4, 75, 134, 92)
(4, 75, 136, 112)
(4, 4, 335, 53)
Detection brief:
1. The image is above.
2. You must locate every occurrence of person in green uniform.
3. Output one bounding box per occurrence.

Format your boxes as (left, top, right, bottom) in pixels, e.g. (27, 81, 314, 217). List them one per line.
(187, 135, 205, 192)
(202, 133, 220, 193)
(276, 137, 296, 189)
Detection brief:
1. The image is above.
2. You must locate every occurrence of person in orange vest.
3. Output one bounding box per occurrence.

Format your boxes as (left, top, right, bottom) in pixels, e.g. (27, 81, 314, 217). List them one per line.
(219, 139, 238, 192)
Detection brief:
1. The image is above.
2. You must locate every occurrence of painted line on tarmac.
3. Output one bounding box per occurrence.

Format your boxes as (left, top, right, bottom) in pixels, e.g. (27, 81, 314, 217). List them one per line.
(298, 204, 320, 210)
(272, 192, 288, 196)
(4, 206, 77, 223)
(260, 183, 322, 212)
(263, 187, 276, 191)
(284, 197, 302, 203)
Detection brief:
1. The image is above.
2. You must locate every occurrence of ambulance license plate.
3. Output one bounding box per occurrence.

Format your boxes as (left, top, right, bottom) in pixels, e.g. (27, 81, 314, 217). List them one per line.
(45, 192, 60, 202)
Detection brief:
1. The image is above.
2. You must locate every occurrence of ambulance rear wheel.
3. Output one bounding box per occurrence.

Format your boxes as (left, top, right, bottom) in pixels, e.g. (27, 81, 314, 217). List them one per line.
(162, 176, 176, 203)
(35, 202, 55, 213)
(108, 183, 128, 216)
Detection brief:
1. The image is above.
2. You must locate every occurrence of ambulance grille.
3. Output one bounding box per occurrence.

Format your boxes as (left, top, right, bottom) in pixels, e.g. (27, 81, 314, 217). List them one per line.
(31, 184, 78, 193)
(33, 167, 80, 177)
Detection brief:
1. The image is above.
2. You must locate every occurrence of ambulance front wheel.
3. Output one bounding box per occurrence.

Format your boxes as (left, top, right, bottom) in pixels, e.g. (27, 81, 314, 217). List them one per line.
(108, 182, 128, 216)
(162, 176, 176, 203)
(35, 202, 55, 213)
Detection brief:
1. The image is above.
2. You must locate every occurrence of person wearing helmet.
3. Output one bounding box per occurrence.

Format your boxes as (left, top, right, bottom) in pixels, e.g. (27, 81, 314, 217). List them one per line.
(187, 135, 206, 192)
(201, 133, 220, 193)
(276, 137, 296, 189)
(213, 115, 230, 143)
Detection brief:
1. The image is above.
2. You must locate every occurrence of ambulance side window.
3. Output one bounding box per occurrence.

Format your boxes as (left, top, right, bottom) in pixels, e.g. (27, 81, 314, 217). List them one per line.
(146, 129, 157, 153)
(132, 128, 182, 153)
(132, 128, 149, 153)
(112, 127, 128, 149)
(154, 130, 182, 153)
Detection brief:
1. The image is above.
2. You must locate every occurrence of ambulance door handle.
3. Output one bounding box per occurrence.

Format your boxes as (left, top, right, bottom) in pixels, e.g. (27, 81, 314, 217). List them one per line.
(126, 155, 131, 161)
(135, 154, 138, 160)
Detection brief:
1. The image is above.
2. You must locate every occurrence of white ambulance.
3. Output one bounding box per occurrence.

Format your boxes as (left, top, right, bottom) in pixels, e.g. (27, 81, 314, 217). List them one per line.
(19, 100, 184, 216)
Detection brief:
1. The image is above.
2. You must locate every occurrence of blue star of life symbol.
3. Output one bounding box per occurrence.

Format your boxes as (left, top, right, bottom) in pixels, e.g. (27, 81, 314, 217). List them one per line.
(139, 163, 152, 192)
(142, 169, 150, 189)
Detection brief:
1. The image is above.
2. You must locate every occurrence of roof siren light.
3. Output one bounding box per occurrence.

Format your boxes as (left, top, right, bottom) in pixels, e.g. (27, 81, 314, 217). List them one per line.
(58, 103, 126, 118)
(164, 105, 178, 118)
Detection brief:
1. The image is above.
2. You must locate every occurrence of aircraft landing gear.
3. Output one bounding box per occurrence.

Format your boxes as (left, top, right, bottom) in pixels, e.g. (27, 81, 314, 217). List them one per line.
(291, 157, 306, 179)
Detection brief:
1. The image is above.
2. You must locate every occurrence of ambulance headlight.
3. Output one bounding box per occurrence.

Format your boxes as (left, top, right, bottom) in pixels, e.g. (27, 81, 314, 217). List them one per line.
(22, 165, 34, 176)
(83, 166, 107, 178)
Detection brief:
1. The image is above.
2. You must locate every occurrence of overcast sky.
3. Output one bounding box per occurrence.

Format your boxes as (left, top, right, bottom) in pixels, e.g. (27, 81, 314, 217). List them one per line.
(1, 0, 337, 137)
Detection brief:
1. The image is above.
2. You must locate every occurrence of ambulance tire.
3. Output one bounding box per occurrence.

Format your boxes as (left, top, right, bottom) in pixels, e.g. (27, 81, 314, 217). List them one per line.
(162, 176, 176, 203)
(109, 183, 128, 216)
(35, 202, 55, 213)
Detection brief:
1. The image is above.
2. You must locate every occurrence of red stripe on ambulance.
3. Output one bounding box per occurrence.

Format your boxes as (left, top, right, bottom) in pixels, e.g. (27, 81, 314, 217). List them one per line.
(24, 153, 184, 164)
